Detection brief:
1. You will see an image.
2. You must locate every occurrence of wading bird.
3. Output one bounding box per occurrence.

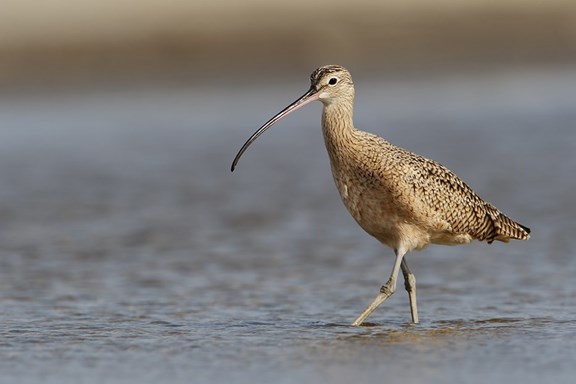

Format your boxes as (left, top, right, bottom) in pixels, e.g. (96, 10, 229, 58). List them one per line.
(231, 65, 530, 325)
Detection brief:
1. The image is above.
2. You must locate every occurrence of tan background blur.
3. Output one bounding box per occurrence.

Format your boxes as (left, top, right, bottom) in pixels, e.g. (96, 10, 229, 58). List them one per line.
(1, 0, 576, 85)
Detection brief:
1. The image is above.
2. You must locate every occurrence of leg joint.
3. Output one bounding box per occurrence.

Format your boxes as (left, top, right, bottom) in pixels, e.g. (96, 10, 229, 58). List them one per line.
(380, 279, 396, 295)
(404, 274, 416, 292)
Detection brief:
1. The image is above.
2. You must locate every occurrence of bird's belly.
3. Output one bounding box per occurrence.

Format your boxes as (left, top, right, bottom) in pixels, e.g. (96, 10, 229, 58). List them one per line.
(334, 175, 472, 251)
(335, 177, 390, 229)
(335, 178, 430, 250)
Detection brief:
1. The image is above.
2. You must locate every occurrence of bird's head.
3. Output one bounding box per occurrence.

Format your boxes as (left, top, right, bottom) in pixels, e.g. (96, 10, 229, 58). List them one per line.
(310, 65, 355, 106)
(231, 65, 354, 171)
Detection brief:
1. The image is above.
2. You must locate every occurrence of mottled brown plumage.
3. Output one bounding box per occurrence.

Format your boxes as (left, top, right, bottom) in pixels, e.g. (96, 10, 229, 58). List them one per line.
(231, 65, 530, 325)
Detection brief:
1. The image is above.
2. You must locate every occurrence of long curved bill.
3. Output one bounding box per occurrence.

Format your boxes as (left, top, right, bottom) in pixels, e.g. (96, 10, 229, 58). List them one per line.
(231, 86, 320, 171)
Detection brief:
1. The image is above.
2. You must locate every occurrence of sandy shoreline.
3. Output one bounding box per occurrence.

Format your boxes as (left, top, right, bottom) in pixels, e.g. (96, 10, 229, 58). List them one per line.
(1, 1, 575, 85)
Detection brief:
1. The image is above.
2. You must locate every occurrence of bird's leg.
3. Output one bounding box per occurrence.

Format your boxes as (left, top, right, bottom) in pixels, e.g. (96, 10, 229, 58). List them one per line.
(401, 257, 419, 324)
(351, 248, 406, 326)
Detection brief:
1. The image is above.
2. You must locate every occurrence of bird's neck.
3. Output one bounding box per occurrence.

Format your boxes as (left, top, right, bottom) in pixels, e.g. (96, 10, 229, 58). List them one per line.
(321, 102, 355, 151)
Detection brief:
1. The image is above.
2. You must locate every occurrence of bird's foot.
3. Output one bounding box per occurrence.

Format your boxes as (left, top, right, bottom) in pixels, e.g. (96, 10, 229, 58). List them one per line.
(352, 280, 396, 326)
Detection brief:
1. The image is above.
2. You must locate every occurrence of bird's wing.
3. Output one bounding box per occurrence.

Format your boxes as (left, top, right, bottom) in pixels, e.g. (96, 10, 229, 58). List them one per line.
(397, 150, 529, 243)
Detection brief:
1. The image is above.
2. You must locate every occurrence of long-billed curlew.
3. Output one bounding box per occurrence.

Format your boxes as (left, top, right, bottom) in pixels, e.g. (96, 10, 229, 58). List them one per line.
(231, 65, 530, 326)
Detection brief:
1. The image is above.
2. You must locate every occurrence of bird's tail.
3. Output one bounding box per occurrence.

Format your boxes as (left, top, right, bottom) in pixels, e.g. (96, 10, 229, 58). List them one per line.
(488, 207, 531, 243)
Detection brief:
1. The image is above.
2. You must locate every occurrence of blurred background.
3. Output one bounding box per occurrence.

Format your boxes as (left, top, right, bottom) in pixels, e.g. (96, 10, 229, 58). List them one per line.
(1, 1, 576, 384)
(2, 0, 576, 86)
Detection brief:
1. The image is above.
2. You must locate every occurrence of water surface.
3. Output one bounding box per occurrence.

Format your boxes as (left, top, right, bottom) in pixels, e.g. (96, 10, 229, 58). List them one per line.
(0, 67, 575, 383)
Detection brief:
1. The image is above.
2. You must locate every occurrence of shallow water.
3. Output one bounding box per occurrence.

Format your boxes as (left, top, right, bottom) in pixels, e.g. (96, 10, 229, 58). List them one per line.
(0, 67, 575, 383)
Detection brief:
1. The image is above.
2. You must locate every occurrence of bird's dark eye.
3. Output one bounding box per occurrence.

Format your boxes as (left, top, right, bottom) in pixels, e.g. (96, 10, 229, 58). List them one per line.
(328, 77, 338, 85)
